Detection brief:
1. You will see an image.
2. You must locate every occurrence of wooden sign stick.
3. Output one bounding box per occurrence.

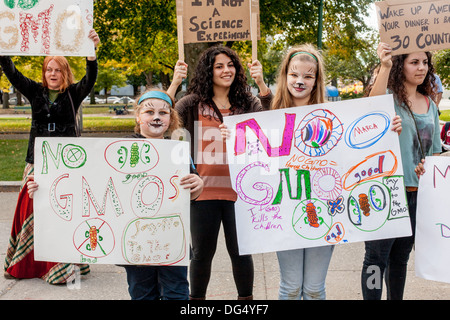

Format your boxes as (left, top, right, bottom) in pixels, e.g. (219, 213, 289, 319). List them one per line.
(251, 12, 258, 62)
(177, 15, 185, 61)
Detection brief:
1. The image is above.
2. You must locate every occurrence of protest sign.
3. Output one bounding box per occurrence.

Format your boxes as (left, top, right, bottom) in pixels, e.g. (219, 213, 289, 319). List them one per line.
(175, 0, 259, 60)
(223, 95, 412, 255)
(416, 156, 450, 284)
(33, 138, 191, 266)
(375, 0, 450, 55)
(0, 0, 94, 56)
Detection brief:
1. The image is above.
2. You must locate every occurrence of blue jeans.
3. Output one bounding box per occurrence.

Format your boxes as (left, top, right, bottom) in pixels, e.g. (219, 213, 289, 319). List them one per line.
(123, 265, 189, 300)
(276, 245, 335, 300)
(360, 191, 417, 300)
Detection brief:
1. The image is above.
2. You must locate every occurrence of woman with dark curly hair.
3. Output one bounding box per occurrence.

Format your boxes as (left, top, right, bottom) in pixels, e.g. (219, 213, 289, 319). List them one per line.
(361, 43, 441, 300)
(168, 45, 266, 300)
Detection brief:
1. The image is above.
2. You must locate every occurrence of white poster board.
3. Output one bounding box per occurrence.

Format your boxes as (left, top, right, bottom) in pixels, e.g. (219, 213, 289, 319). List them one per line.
(223, 95, 412, 255)
(34, 137, 191, 266)
(0, 0, 95, 56)
(416, 156, 450, 283)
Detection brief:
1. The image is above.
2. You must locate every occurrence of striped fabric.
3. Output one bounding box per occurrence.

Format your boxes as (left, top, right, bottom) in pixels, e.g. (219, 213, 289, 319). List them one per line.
(195, 107, 237, 202)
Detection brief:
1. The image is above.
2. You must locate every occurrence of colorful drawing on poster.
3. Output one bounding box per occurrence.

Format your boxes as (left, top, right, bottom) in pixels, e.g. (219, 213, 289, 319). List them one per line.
(292, 198, 332, 240)
(33, 137, 190, 266)
(0, 0, 95, 56)
(344, 112, 391, 149)
(223, 95, 412, 255)
(234, 113, 296, 157)
(235, 161, 273, 207)
(437, 223, 450, 238)
(49, 173, 73, 221)
(122, 215, 187, 265)
(131, 175, 164, 218)
(105, 140, 159, 174)
(73, 217, 115, 259)
(294, 109, 343, 157)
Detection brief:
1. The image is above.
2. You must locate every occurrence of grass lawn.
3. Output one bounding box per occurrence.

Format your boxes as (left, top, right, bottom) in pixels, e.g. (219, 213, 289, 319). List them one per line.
(0, 139, 28, 181)
(0, 109, 135, 180)
(0, 116, 135, 133)
(440, 109, 450, 122)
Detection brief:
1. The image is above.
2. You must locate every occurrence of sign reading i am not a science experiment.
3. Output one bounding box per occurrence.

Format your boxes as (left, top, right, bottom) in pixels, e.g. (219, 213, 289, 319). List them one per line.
(33, 138, 191, 266)
(0, 0, 95, 56)
(177, 0, 259, 43)
(375, 0, 450, 55)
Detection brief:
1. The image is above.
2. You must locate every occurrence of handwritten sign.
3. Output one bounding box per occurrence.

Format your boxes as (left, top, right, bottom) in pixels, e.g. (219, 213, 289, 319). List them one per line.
(176, 0, 259, 44)
(0, 0, 94, 56)
(375, 0, 450, 55)
(223, 95, 412, 255)
(33, 138, 191, 266)
(416, 156, 450, 284)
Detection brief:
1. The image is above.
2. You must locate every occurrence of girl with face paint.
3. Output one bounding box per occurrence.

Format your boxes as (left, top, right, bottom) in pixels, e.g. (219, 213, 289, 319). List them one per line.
(264, 44, 335, 300)
(221, 44, 401, 300)
(123, 89, 203, 300)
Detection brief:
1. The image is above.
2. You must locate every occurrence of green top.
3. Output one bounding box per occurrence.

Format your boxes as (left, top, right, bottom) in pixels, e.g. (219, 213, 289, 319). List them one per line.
(48, 89, 59, 103)
(394, 95, 441, 187)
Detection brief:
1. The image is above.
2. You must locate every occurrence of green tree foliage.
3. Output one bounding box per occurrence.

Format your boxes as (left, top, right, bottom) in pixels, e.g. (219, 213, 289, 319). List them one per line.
(94, 0, 178, 88)
(434, 49, 450, 89)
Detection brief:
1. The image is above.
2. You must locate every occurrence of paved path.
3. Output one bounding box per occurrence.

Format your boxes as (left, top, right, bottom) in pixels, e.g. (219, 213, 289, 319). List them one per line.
(1, 190, 450, 300)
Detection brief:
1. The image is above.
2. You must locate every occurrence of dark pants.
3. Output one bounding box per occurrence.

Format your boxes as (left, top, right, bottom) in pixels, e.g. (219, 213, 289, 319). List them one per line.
(189, 200, 254, 298)
(361, 191, 417, 300)
(124, 265, 189, 300)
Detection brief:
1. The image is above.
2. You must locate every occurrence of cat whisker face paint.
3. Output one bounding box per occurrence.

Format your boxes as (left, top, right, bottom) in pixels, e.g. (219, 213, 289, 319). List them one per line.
(287, 53, 318, 106)
(138, 99, 171, 139)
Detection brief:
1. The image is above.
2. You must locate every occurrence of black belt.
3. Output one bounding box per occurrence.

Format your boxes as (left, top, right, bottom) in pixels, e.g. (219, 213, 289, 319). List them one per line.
(31, 121, 75, 134)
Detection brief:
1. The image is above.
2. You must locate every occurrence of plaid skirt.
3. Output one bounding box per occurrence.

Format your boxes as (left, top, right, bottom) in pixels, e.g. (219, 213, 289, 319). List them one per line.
(4, 163, 90, 284)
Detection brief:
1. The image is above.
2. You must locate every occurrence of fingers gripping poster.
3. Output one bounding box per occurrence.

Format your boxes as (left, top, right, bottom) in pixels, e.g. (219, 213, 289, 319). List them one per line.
(33, 138, 190, 266)
(223, 95, 412, 255)
(416, 156, 450, 284)
(0, 0, 94, 56)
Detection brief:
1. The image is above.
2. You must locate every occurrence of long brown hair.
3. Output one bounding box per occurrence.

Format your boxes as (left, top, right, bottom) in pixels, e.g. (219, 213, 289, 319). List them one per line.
(387, 52, 436, 110)
(187, 45, 253, 119)
(42, 56, 74, 92)
(271, 44, 326, 109)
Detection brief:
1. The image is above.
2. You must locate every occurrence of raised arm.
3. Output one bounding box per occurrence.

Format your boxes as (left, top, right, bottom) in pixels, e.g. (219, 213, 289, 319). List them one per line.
(369, 43, 392, 97)
(167, 60, 188, 99)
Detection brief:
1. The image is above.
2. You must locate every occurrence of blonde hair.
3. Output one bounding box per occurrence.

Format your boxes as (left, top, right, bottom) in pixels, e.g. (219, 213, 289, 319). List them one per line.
(271, 44, 326, 109)
(133, 89, 181, 136)
(42, 56, 74, 92)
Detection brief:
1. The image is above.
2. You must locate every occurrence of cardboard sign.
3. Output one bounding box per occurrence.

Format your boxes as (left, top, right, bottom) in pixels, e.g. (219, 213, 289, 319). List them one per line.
(223, 95, 412, 255)
(0, 0, 94, 56)
(416, 156, 450, 284)
(177, 0, 258, 44)
(375, 0, 450, 55)
(33, 138, 191, 266)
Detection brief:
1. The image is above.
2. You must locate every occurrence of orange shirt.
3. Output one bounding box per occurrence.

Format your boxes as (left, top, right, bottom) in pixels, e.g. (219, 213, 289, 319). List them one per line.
(195, 106, 237, 202)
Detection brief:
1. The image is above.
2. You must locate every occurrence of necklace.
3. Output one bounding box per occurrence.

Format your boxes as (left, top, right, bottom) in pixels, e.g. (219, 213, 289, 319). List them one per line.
(213, 97, 230, 109)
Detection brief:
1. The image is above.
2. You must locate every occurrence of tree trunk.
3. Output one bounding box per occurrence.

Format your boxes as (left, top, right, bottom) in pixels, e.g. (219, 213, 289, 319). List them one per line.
(17, 91, 23, 106)
(2, 92, 9, 109)
(144, 71, 153, 88)
(90, 87, 95, 104)
(184, 43, 213, 84)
